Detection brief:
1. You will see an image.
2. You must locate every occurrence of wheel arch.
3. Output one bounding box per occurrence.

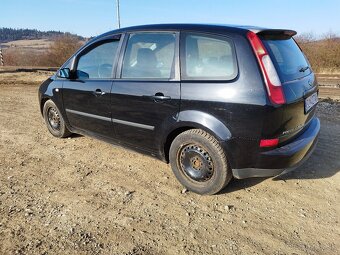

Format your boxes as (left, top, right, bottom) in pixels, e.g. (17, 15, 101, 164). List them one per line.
(162, 110, 232, 162)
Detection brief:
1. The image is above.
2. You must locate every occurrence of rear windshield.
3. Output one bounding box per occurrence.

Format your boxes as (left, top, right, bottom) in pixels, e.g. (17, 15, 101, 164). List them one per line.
(262, 38, 311, 83)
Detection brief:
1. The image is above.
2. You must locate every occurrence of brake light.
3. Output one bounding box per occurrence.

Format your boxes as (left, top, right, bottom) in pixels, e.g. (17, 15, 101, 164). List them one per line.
(247, 31, 285, 105)
(259, 138, 279, 148)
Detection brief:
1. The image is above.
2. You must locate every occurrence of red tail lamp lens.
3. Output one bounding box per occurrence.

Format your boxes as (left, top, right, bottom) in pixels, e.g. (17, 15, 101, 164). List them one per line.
(247, 31, 285, 105)
(260, 138, 279, 148)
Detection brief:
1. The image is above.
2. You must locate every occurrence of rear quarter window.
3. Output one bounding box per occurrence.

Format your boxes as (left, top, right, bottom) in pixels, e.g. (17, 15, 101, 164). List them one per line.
(181, 33, 238, 80)
(262, 38, 311, 83)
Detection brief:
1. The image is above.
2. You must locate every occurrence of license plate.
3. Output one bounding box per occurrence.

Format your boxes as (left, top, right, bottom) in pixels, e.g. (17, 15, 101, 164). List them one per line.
(304, 92, 318, 113)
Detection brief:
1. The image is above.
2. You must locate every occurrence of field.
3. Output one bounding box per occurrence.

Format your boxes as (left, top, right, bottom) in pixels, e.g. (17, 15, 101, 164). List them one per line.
(0, 71, 339, 254)
(1, 39, 53, 52)
(1, 39, 53, 65)
(1, 38, 83, 67)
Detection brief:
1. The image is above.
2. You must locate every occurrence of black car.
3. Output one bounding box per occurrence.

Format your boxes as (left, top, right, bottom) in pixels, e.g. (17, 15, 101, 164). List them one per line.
(39, 24, 320, 195)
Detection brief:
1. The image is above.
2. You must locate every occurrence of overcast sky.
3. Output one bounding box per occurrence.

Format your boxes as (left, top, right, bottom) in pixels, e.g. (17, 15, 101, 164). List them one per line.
(1, 0, 339, 37)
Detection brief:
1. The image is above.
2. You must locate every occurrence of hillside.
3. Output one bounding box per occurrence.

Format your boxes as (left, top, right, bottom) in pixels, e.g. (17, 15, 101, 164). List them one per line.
(0, 27, 84, 43)
(295, 35, 340, 73)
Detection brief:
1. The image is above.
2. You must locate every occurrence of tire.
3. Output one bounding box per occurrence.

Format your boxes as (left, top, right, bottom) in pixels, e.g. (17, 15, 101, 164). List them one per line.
(169, 129, 232, 195)
(43, 99, 71, 138)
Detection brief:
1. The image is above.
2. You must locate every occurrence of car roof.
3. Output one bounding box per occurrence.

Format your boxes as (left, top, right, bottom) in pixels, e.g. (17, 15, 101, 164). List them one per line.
(96, 23, 268, 39)
(88, 23, 296, 46)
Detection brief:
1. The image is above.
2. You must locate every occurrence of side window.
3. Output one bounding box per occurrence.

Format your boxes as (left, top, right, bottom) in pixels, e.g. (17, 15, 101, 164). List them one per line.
(121, 33, 176, 79)
(77, 40, 119, 79)
(182, 33, 237, 80)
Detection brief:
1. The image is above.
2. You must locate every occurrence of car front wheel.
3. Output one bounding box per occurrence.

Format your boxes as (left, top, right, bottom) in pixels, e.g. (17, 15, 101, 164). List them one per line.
(43, 99, 71, 138)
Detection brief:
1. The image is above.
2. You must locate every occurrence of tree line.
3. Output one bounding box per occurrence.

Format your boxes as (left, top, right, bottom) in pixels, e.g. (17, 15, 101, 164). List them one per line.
(0, 27, 83, 42)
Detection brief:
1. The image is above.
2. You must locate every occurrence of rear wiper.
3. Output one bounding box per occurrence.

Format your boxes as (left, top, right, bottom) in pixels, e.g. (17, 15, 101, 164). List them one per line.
(299, 66, 310, 72)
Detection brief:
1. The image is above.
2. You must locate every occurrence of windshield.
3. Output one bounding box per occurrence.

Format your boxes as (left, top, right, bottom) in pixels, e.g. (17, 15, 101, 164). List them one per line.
(262, 38, 311, 83)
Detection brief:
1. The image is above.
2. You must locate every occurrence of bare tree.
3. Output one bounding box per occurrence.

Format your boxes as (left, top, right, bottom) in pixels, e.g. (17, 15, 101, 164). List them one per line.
(294, 32, 316, 43)
(41, 35, 83, 67)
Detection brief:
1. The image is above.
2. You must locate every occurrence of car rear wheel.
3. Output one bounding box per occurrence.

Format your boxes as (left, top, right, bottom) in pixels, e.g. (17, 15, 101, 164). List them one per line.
(43, 99, 71, 138)
(169, 129, 232, 195)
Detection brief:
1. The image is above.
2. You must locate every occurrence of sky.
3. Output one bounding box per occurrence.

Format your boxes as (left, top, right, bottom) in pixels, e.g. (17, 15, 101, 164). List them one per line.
(1, 0, 339, 38)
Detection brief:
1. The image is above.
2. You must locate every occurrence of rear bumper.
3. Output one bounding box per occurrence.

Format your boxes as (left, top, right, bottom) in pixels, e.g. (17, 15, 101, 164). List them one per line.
(232, 117, 320, 179)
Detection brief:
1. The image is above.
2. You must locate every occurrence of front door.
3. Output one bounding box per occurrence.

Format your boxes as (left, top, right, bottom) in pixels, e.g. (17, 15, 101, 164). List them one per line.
(111, 32, 180, 151)
(62, 36, 121, 138)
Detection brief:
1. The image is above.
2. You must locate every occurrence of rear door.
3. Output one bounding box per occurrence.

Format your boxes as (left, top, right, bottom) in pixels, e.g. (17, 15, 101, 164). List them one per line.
(62, 35, 121, 138)
(260, 32, 318, 141)
(111, 32, 180, 151)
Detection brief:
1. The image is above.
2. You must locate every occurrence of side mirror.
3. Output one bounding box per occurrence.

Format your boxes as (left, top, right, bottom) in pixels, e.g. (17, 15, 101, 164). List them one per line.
(57, 57, 77, 79)
(57, 68, 71, 79)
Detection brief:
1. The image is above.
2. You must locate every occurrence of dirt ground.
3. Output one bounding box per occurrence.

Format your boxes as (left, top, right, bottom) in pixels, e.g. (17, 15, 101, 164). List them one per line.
(0, 72, 339, 255)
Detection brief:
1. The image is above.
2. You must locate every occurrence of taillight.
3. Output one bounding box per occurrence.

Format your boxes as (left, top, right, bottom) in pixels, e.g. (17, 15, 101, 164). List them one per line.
(259, 138, 279, 148)
(247, 31, 285, 105)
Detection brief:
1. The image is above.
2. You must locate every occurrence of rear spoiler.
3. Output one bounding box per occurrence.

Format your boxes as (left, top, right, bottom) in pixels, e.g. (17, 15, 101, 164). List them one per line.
(257, 29, 297, 40)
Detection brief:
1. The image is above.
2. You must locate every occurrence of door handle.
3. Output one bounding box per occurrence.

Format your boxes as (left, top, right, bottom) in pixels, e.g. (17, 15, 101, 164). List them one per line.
(151, 93, 171, 102)
(93, 89, 106, 96)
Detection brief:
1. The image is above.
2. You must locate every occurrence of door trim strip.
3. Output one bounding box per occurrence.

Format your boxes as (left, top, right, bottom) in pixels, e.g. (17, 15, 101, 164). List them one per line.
(66, 109, 111, 122)
(112, 118, 155, 130)
(65, 109, 155, 130)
